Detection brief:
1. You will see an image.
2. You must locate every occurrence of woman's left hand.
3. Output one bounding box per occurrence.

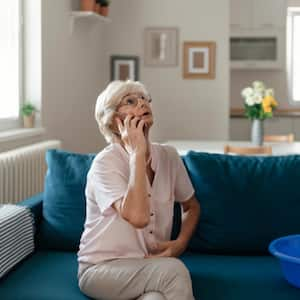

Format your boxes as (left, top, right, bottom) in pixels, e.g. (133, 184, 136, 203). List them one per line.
(144, 239, 187, 258)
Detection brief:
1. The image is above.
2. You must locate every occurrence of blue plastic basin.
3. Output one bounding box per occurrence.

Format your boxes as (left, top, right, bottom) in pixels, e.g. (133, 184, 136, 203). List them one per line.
(269, 234, 300, 288)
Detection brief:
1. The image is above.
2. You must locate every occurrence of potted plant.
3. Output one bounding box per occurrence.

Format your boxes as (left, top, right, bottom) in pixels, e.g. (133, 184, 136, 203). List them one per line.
(99, 0, 110, 16)
(95, 0, 101, 14)
(20, 102, 38, 128)
(241, 81, 278, 146)
(80, 0, 95, 12)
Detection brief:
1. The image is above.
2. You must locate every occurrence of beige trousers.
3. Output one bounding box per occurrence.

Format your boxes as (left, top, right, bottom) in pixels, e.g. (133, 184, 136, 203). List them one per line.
(77, 257, 195, 300)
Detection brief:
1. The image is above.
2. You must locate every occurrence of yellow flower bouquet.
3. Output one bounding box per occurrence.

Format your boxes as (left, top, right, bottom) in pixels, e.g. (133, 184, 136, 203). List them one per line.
(241, 81, 278, 120)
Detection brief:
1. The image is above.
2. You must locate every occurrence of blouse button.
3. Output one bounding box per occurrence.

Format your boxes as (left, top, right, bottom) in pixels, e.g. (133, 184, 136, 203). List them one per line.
(149, 230, 153, 234)
(150, 212, 154, 216)
(148, 193, 151, 197)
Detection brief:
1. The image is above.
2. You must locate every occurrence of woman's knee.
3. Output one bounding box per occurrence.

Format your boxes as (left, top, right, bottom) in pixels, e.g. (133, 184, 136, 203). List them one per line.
(137, 291, 166, 300)
(78, 265, 115, 300)
(162, 257, 191, 281)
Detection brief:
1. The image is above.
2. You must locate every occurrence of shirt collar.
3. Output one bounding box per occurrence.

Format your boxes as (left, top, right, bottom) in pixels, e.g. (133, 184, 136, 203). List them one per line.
(113, 142, 156, 170)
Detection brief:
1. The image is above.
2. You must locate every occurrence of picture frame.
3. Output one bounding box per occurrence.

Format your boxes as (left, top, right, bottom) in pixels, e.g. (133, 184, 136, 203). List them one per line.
(144, 27, 178, 67)
(183, 41, 216, 79)
(110, 56, 139, 81)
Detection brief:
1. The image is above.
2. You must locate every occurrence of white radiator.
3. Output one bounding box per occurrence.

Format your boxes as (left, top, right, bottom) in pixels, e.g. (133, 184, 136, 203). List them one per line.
(0, 140, 62, 204)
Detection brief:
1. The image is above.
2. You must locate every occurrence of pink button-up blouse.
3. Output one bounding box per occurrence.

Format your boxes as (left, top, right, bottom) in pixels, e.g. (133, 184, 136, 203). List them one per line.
(77, 143, 194, 265)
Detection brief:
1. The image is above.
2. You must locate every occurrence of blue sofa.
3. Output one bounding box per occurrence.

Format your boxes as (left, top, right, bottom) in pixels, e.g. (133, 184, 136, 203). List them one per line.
(1, 149, 300, 300)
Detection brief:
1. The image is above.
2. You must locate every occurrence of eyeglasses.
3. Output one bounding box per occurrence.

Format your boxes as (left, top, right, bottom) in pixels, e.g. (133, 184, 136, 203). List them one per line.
(118, 93, 152, 108)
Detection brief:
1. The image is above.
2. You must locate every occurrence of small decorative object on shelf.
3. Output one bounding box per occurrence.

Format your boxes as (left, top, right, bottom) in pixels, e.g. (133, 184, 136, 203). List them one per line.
(20, 102, 39, 128)
(241, 81, 278, 146)
(99, 0, 110, 16)
(95, 0, 101, 14)
(81, 0, 95, 12)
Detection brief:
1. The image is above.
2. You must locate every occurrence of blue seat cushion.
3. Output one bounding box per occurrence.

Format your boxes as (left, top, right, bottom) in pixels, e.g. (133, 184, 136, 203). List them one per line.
(1, 250, 299, 300)
(39, 149, 95, 251)
(182, 152, 300, 254)
(0, 251, 90, 300)
(180, 252, 300, 300)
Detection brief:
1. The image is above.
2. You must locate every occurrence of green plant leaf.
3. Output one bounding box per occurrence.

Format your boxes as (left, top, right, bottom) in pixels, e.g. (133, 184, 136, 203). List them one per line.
(20, 102, 38, 116)
(100, 0, 110, 6)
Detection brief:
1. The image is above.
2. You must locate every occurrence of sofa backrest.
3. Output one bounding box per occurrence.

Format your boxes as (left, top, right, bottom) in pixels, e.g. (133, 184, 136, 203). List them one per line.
(39, 149, 300, 254)
(183, 151, 300, 254)
(38, 149, 95, 251)
(38, 149, 182, 251)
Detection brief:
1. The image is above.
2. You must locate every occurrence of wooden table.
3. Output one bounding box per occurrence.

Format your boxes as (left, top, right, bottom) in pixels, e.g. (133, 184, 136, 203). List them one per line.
(165, 140, 300, 156)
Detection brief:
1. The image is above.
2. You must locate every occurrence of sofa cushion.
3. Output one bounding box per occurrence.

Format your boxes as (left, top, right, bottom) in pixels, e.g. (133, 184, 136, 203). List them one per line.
(39, 149, 95, 251)
(0, 251, 90, 300)
(38, 149, 181, 251)
(183, 152, 300, 254)
(1, 250, 299, 300)
(180, 252, 300, 300)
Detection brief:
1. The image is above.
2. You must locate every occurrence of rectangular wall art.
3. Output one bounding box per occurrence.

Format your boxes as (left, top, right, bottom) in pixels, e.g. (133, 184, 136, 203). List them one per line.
(144, 27, 178, 66)
(183, 42, 216, 79)
(110, 56, 139, 81)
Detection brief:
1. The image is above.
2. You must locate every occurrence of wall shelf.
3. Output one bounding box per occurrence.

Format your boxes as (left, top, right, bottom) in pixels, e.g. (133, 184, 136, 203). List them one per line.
(70, 11, 111, 33)
(71, 11, 111, 22)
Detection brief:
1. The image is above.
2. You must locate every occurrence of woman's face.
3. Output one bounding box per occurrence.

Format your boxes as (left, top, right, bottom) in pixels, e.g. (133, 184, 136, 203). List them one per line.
(114, 92, 154, 130)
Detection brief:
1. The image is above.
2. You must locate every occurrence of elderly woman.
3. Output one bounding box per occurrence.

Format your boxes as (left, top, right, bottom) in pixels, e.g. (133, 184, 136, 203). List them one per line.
(77, 80, 200, 300)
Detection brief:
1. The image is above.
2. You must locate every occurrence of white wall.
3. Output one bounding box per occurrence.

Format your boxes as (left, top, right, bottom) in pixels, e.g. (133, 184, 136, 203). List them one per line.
(103, 0, 230, 142)
(1, 0, 230, 153)
(41, 0, 108, 153)
(16, 0, 229, 154)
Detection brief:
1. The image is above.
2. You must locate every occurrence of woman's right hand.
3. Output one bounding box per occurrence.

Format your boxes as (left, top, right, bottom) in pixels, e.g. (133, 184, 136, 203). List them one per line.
(116, 115, 147, 156)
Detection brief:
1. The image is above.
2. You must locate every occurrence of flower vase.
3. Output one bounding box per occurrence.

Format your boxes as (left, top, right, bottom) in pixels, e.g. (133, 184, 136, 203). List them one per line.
(251, 119, 264, 146)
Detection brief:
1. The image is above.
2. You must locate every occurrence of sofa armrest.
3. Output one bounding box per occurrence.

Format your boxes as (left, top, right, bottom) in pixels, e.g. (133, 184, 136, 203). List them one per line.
(17, 192, 43, 248)
(17, 192, 43, 227)
(0, 205, 35, 279)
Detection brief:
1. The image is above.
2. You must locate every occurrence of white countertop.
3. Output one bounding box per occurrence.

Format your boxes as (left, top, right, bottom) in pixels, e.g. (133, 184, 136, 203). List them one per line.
(165, 140, 300, 156)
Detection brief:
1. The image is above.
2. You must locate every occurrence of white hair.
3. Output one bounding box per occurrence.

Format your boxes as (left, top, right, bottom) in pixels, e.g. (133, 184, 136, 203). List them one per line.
(95, 80, 149, 143)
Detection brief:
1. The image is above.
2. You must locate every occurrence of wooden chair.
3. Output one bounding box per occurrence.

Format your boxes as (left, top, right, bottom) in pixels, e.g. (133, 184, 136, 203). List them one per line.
(263, 134, 295, 143)
(224, 145, 273, 155)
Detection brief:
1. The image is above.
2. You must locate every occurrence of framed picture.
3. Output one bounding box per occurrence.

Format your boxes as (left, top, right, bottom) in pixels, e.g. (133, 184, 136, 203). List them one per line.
(183, 42, 216, 79)
(144, 27, 178, 66)
(110, 56, 139, 81)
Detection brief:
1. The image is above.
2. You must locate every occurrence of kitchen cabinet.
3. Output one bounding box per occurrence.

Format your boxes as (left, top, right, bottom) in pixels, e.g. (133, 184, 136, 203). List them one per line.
(291, 119, 300, 141)
(230, 0, 252, 29)
(230, 0, 286, 30)
(264, 117, 294, 135)
(230, 0, 286, 69)
(230, 32, 285, 70)
(230, 118, 251, 140)
(230, 117, 298, 141)
(252, 0, 286, 30)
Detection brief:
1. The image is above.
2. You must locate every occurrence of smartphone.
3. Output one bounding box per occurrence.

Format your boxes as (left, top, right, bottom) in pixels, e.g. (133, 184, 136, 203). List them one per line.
(113, 112, 146, 134)
(115, 112, 127, 122)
